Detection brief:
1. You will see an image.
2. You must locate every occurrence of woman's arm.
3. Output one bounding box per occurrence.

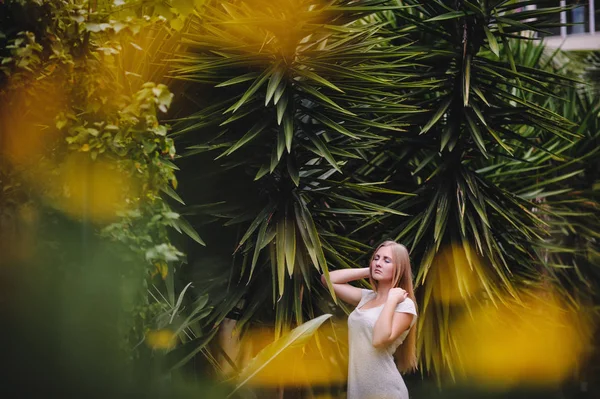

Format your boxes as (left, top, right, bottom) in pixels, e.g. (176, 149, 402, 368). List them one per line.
(321, 267, 370, 307)
(372, 288, 413, 348)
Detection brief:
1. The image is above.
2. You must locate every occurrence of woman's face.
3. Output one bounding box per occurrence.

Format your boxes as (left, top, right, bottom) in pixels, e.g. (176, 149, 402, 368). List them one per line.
(371, 245, 396, 283)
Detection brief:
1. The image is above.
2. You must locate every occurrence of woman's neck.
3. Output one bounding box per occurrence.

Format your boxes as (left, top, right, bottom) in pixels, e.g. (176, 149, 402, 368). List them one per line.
(375, 284, 393, 300)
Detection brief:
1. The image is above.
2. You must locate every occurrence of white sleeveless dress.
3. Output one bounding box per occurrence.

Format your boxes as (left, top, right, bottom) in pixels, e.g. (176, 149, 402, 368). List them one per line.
(347, 289, 417, 399)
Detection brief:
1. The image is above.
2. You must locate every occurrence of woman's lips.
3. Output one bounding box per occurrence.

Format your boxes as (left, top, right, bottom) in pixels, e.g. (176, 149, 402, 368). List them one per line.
(374, 269, 382, 274)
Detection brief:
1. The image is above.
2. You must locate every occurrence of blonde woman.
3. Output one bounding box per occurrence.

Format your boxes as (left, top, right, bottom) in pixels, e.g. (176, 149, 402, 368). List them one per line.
(321, 241, 418, 399)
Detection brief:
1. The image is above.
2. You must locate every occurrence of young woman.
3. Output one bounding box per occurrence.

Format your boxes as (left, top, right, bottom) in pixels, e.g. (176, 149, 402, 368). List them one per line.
(321, 241, 418, 399)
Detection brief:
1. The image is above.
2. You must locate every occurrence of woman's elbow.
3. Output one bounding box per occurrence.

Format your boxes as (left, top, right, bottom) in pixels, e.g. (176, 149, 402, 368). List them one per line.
(372, 338, 389, 349)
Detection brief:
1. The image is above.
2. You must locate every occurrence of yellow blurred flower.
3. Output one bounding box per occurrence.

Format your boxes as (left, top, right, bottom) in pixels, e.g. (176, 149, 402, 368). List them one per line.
(146, 329, 177, 350)
(234, 322, 348, 387)
(0, 79, 67, 166)
(453, 289, 594, 388)
(428, 243, 485, 304)
(202, 0, 327, 61)
(50, 154, 138, 223)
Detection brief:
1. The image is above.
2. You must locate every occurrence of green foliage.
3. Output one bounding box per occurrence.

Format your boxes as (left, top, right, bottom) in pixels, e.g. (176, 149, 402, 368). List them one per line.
(358, 1, 599, 378)
(171, 1, 423, 341)
(168, 0, 599, 381)
(2, 0, 599, 394)
(0, 0, 202, 363)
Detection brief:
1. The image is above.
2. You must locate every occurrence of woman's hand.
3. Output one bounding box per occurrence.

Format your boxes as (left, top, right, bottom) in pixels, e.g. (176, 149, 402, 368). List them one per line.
(373, 287, 412, 348)
(321, 267, 371, 307)
(387, 287, 408, 304)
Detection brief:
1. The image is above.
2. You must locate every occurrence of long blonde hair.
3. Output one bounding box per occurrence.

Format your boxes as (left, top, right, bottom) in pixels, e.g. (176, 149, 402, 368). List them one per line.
(368, 240, 418, 372)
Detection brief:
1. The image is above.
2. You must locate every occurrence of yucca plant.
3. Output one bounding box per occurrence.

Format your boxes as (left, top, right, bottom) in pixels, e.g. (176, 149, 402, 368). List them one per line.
(344, 1, 589, 379)
(164, 0, 595, 388)
(170, 0, 423, 339)
(2, 0, 593, 393)
(529, 57, 600, 303)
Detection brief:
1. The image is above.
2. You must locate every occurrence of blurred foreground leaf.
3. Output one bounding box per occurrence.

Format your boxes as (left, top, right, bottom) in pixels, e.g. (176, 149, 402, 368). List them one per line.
(229, 313, 332, 396)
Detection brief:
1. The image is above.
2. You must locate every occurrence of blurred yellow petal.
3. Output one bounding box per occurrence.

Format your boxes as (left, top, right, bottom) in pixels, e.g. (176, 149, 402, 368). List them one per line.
(454, 289, 594, 388)
(146, 329, 177, 350)
(50, 154, 138, 223)
(429, 243, 484, 304)
(233, 317, 348, 388)
(199, 0, 328, 62)
(0, 79, 67, 166)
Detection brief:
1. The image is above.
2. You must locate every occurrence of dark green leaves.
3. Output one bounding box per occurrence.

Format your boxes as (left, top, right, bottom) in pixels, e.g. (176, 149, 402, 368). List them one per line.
(167, 1, 591, 383)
